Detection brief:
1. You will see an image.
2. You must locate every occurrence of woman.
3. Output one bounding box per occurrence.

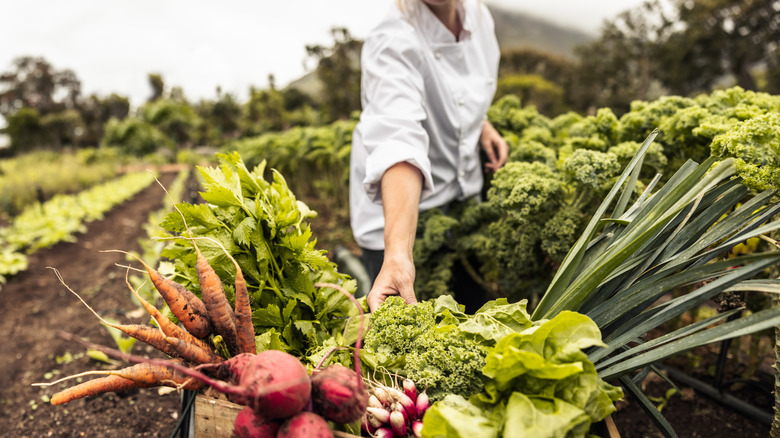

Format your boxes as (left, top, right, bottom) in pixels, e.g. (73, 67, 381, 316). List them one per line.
(349, 0, 507, 312)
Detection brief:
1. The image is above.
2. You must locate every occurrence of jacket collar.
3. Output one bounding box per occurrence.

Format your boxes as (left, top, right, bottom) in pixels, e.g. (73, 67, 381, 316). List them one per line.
(415, 0, 472, 44)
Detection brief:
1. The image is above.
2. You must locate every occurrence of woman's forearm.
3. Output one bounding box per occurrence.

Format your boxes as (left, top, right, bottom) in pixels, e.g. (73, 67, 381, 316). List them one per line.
(381, 161, 423, 260)
(365, 161, 423, 311)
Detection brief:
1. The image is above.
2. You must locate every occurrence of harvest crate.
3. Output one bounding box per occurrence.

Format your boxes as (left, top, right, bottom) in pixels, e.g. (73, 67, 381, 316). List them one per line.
(192, 391, 363, 438)
(193, 392, 242, 438)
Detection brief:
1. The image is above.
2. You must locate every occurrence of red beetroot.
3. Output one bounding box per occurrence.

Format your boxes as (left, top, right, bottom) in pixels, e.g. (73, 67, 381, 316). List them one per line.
(233, 406, 280, 438)
(231, 350, 312, 419)
(208, 352, 255, 383)
(277, 412, 333, 438)
(310, 364, 368, 424)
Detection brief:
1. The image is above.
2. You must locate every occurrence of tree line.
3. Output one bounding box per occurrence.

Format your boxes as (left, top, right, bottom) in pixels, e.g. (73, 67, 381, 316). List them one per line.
(1, 0, 777, 157)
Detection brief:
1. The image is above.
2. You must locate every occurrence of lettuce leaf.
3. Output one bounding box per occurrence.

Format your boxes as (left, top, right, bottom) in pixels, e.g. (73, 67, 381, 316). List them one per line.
(503, 393, 590, 438)
(421, 395, 503, 438)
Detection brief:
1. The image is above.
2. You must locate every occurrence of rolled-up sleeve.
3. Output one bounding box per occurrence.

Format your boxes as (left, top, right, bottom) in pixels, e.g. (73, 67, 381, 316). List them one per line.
(358, 31, 435, 203)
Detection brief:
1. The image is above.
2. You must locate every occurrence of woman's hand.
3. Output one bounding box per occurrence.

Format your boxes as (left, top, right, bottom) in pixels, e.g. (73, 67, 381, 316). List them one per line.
(480, 119, 508, 173)
(367, 253, 418, 312)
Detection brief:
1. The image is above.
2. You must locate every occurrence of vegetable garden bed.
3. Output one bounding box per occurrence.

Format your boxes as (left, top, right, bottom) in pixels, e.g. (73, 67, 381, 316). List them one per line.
(0, 169, 184, 437)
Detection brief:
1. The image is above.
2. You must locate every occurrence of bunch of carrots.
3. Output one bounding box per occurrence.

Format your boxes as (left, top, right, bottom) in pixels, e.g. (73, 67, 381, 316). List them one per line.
(38, 183, 258, 406)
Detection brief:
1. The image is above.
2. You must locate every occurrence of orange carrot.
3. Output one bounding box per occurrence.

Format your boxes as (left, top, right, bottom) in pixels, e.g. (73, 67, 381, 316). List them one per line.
(232, 267, 256, 354)
(195, 246, 239, 355)
(51, 267, 183, 358)
(38, 362, 203, 392)
(51, 375, 153, 405)
(165, 335, 225, 364)
(105, 250, 212, 339)
(109, 362, 204, 390)
(152, 174, 240, 354)
(124, 268, 214, 353)
(197, 236, 256, 355)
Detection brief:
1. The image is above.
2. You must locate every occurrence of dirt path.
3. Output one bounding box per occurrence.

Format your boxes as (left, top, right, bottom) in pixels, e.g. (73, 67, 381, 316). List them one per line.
(0, 170, 184, 438)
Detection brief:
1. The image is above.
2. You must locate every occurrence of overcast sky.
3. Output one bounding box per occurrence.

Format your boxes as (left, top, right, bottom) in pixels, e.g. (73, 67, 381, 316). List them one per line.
(1, 0, 645, 109)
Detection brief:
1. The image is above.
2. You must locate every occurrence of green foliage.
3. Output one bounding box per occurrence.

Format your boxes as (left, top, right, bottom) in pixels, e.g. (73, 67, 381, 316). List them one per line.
(418, 310, 621, 438)
(4, 107, 43, 152)
(142, 98, 202, 149)
(710, 112, 780, 191)
(159, 152, 356, 358)
(363, 296, 487, 401)
(0, 149, 117, 217)
(227, 119, 355, 208)
(305, 27, 362, 122)
(413, 86, 780, 306)
(101, 117, 173, 156)
(39, 109, 85, 148)
(495, 74, 566, 116)
(561, 149, 621, 189)
(0, 56, 80, 118)
(0, 171, 156, 286)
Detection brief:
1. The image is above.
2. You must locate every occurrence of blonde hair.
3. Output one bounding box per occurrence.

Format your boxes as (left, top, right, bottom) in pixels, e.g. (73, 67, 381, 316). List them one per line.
(395, 0, 419, 16)
(395, 0, 480, 17)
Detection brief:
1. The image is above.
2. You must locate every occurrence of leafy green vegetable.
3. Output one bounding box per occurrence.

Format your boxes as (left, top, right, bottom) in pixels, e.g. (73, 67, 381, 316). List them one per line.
(710, 112, 780, 191)
(421, 395, 503, 438)
(160, 152, 356, 359)
(418, 310, 621, 438)
(410, 86, 780, 307)
(0, 171, 156, 286)
(364, 296, 488, 401)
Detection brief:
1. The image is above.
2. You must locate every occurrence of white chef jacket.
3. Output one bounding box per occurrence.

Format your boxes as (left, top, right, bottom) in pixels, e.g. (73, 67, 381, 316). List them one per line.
(349, 0, 500, 250)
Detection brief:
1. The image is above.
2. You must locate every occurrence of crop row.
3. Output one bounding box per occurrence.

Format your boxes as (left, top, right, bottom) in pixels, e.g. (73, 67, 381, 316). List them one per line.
(0, 171, 157, 286)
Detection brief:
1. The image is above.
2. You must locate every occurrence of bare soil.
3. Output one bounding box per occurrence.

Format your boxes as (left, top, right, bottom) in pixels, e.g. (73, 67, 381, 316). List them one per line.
(0, 168, 774, 437)
(0, 170, 183, 438)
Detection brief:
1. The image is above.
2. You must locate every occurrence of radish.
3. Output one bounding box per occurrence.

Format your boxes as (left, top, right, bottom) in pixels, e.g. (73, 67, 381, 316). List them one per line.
(366, 406, 391, 424)
(402, 378, 417, 403)
(415, 391, 430, 418)
(310, 364, 368, 423)
(362, 413, 380, 434)
(373, 386, 391, 407)
(389, 410, 406, 437)
(233, 406, 280, 438)
(374, 428, 395, 438)
(386, 386, 417, 420)
(368, 394, 384, 409)
(412, 420, 424, 438)
(277, 412, 333, 438)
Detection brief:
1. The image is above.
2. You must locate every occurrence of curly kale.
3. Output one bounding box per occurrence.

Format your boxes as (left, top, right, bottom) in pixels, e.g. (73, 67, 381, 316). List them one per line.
(618, 95, 696, 143)
(561, 149, 621, 190)
(413, 208, 460, 301)
(710, 113, 780, 191)
(540, 205, 583, 264)
(487, 162, 563, 217)
(365, 297, 436, 358)
(560, 108, 620, 152)
(507, 140, 557, 168)
(608, 141, 667, 177)
(365, 297, 488, 401)
(487, 94, 553, 135)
